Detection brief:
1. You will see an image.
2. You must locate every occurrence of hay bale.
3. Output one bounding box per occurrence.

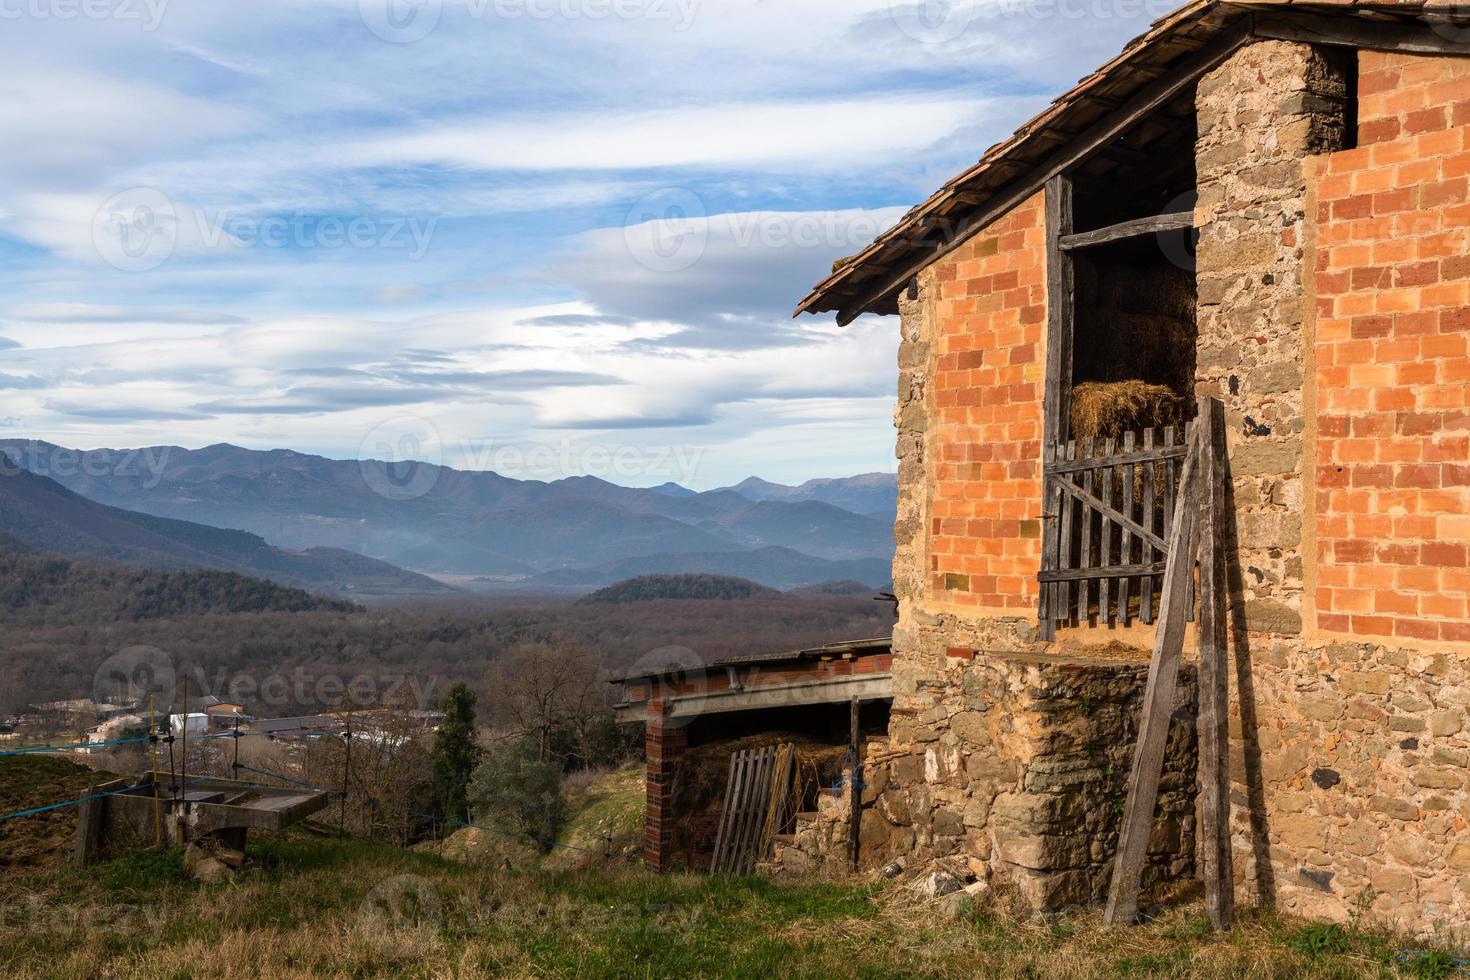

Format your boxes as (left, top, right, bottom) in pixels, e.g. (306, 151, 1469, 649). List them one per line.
(1069, 381, 1187, 443)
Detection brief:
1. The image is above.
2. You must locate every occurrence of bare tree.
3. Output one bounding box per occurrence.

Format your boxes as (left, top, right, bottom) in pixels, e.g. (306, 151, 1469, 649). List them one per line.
(483, 640, 608, 766)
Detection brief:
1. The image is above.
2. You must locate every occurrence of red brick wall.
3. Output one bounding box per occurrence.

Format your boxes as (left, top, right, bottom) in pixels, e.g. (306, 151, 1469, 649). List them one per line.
(927, 193, 1047, 612)
(1312, 51, 1470, 644)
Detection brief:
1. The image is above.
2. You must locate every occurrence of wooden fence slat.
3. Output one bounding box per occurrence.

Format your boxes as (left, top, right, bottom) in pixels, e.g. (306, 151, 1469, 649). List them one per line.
(1044, 442, 1187, 475)
(1040, 441, 1058, 636)
(733, 748, 765, 874)
(1105, 419, 1204, 926)
(1078, 437, 1096, 624)
(1100, 437, 1116, 626)
(1120, 431, 1136, 626)
(1196, 398, 1233, 930)
(710, 750, 742, 872)
(1059, 440, 1077, 626)
(1141, 427, 1157, 624)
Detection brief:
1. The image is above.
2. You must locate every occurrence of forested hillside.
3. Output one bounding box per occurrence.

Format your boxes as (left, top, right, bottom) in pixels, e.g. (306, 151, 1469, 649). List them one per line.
(0, 593, 895, 716)
(0, 548, 356, 627)
(579, 574, 781, 604)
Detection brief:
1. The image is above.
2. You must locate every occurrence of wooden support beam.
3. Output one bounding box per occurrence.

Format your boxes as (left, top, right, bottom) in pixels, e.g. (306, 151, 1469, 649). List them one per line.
(1060, 211, 1196, 251)
(1195, 397, 1234, 930)
(1251, 10, 1470, 57)
(1104, 419, 1203, 926)
(831, 22, 1253, 325)
(1039, 175, 1075, 642)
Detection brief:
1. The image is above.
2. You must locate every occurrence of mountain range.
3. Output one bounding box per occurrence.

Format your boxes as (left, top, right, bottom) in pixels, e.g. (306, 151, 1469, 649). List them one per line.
(0, 461, 453, 598)
(0, 440, 897, 592)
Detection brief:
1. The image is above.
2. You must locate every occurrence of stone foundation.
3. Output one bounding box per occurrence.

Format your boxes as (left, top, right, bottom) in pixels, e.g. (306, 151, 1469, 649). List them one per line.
(773, 642, 1198, 912)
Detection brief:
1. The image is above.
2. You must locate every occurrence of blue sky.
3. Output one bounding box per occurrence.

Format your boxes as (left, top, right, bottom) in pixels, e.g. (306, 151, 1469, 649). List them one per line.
(0, 0, 1171, 488)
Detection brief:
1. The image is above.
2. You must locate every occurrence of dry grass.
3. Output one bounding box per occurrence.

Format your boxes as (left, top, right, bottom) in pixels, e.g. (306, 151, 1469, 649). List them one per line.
(1070, 381, 1189, 443)
(0, 830, 1462, 979)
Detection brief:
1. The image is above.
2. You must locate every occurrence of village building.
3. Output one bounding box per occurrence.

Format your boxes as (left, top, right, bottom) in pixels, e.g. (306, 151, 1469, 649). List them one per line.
(768, 0, 1468, 931)
(617, 638, 893, 870)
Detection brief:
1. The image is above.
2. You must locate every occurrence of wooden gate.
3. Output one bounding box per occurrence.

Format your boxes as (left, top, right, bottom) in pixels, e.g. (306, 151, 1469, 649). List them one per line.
(1038, 425, 1191, 639)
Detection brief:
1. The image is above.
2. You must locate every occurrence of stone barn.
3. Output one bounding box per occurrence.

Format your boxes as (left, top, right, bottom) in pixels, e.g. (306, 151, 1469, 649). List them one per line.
(793, 0, 1470, 932)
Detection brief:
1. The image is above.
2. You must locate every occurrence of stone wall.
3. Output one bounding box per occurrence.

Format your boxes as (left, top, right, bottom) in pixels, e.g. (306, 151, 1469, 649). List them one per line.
(1310, 49, 1470, 645)
(772, 644, 1198, 912)
(1194, 39, 1351, 638)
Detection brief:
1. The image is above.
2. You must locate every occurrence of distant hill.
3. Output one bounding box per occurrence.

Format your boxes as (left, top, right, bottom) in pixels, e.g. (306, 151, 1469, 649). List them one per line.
(579, 574, 781, 604)
(721, 473, 898, 520)
(528, 546, 892, 592)
(0, 461, 453, 598)
(0, 441, 894, 585)
(785, 580, 881, 598)
(0, 548, 357, 625)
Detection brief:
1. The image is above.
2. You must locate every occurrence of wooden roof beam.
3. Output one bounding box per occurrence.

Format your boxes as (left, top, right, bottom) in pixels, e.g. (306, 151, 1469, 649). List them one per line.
(1250, 10, 1470, 57)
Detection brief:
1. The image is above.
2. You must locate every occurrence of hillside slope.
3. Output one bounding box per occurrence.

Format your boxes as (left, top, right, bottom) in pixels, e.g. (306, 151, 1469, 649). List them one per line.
(0, 462, 452, 598)
(529, 546, 892, 592)
(579, 574, 782, 604)
(0, 549, 357, 625)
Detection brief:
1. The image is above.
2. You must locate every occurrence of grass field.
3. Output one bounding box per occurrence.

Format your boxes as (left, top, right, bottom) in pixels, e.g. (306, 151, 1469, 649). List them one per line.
(1, 757, 1464, 978)
(2, 830, 1466, 979)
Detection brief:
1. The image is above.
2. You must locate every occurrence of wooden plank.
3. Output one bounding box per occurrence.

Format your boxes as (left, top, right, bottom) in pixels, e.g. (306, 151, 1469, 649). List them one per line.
(1196, 398, 1233, 931)
(1105, 422, 1204, 926)
(749, 747, 777, 872)
(733, 748, 765, 874)
(1044, 443, 1186, 474)
(1059, 211, 1195, 251)
(1039, 562, 1168, 583)
(1059, 440, 1077, 627)
(829, 23, 1254, 325)
(1040, 443, 1059, 639)
(1120, 431, 1136, 626)
(1040, 175, 1075, 642)
(1078, 438, 1096, 624)
(1052, 476, 1170, 554)
(1141, 427, 1157, 625)
(1252, 10, 1470, 58)
(1100, 437, 1116, 626)
(710, 750, 743, 872)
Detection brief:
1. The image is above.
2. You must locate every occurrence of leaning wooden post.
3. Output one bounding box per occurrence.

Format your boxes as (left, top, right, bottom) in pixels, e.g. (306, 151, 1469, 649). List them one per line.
(1195, 397, 1234, 929)
(848, 695, 863, 872)
(1104, 417, 1204, 925)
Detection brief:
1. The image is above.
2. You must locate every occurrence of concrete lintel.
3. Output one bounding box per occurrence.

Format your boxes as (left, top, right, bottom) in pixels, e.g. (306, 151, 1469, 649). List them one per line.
(615, 673, 892, 723)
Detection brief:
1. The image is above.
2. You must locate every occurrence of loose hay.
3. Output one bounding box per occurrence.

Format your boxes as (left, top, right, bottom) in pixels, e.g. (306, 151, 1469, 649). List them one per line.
(1070, 381, 1188, 443)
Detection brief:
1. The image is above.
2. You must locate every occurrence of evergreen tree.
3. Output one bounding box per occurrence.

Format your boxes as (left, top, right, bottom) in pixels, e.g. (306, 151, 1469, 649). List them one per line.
(430, 682, 480, 824)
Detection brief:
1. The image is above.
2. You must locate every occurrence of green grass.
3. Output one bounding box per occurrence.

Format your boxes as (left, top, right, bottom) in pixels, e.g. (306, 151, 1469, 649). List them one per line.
(0, 829, 1463, 979)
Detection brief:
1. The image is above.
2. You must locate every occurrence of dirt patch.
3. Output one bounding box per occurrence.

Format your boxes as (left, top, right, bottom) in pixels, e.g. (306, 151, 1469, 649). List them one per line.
(0, 756, 116, 875)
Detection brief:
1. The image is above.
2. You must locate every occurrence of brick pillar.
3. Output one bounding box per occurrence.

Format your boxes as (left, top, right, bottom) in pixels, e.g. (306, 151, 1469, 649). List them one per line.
(644, 700, 685, 871)
(1195, 40, 1350, 636)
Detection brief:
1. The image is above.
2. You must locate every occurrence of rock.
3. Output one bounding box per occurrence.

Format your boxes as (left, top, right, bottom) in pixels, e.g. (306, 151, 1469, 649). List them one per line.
(1369, 796, 1419, 821)
(912, 870, 965, 899)
(878, 856, 907, 880)
(950, 711, 988, 746)
(1431, 711, 1464, 737)
(933, 808, 964, 838)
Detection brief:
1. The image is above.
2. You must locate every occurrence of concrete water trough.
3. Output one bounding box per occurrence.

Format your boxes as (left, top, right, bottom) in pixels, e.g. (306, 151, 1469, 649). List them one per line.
(74, 774, 331, 867)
